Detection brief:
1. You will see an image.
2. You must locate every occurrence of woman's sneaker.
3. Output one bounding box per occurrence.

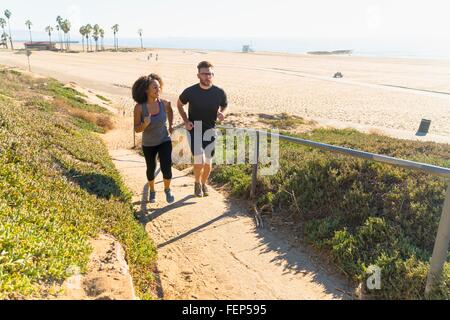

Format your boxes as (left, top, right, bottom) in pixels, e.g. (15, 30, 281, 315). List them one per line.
(164, 189, 175, 203)
(194, 182, 203, 197)
(149, 191, 156, 203)
(202, 184, 209, 197)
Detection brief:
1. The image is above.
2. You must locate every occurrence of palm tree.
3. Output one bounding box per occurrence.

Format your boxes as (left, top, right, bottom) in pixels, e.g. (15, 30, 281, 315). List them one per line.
(45, 26, 53, 44)
(56, 16, 63, 51)
(93, 24, 100, 51)
(25, 20, 33, 44)
(55, 25, 62, 51)
(138, 28, 143, 49)
(61, 19, 71, 51)
(85, 24, 92, 52)
(99, 28, 105, 51)
(0, 18, 7, 49)
(112, 24, 119, 51)
(79, 26, 86, 52)
(4, 9, 14, 50)
(1, 32, 8, 49)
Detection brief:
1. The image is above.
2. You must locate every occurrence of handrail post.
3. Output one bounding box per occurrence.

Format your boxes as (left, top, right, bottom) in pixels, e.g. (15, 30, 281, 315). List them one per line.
(250, 131, 259, 199)
(425, 181, 450, 296)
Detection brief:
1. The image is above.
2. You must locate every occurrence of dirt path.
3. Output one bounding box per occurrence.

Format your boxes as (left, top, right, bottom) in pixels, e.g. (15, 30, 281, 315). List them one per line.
(101, 109, 354, 300)
(108, 148, 354, 300)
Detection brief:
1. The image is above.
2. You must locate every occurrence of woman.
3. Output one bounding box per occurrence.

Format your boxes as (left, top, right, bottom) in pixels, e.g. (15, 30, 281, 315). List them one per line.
(133, 73, 174, 203)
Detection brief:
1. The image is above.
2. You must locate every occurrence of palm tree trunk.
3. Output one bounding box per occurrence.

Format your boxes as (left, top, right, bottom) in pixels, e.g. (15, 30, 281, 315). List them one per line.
(7, 20, 13, 50)
(140, 36, 143, 49)
(1, 27, 7, 49)
(29, 29, 32, 44)
(2, 29, 8, 49)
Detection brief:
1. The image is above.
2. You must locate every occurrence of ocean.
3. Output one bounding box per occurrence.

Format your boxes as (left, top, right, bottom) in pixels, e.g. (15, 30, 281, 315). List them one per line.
(11, 32, 450, 59)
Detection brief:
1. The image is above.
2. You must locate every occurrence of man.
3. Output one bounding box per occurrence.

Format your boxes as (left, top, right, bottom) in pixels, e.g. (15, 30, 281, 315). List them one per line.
(177, 61, 228, 197)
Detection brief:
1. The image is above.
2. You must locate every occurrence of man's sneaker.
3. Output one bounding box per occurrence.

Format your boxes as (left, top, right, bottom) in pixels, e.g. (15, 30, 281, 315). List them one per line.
(149, 191, 156, 203)
(194, 182, 203, 197)
(164, 189, 175, 203)
(202, 184, 209, 197)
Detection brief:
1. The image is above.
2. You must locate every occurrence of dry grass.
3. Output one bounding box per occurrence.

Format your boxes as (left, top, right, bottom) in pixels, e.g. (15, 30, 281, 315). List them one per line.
(52, 97, 114, 132)
(367, 128, 388, 136)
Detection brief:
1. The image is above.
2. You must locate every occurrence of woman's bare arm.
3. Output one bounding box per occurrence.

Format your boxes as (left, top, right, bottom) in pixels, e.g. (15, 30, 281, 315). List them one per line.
(164, 100, 174, 133)
(134, 104, 150, 133)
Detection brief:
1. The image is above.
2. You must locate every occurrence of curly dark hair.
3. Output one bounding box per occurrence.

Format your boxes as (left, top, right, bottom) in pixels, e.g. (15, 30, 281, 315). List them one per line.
(132, 73, 164, 104)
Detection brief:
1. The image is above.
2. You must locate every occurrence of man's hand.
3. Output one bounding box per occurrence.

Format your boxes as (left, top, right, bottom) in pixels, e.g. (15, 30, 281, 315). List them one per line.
(168, 125, 174, 134)
(217, 111, 225, 122)
(185, 121, 194, 130)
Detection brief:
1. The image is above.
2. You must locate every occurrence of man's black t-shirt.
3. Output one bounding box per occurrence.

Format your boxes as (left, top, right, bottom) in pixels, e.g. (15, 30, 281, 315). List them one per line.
(179, 84, 228, 130)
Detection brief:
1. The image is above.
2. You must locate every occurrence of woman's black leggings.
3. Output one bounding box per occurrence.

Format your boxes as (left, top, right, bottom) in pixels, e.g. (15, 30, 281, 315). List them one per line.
(142, 140, 173, 181)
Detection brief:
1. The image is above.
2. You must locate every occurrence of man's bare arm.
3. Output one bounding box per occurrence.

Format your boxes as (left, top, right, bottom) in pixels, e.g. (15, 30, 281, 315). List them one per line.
(177, 99, 189, 123)
(177, 99, 194, 130)
(219, 105, 228, 114)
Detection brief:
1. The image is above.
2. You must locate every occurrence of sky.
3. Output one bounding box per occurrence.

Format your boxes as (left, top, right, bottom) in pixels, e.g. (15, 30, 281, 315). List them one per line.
(1, 0, 450, 40)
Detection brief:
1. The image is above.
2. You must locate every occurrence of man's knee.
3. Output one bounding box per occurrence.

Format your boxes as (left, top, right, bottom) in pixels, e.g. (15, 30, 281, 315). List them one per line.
(194, 154, 204, 165)
(204, 156, 213, 166)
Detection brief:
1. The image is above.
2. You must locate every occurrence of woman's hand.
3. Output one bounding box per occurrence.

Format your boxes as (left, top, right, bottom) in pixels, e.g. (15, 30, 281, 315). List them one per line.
(169, 125, 174, 134)
(143, 116, 151, 126)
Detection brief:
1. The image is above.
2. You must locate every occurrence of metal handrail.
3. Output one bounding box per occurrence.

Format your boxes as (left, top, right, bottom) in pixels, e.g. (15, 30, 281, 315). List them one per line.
(217, 124, 450, 296)
(217, 125, 450, 178)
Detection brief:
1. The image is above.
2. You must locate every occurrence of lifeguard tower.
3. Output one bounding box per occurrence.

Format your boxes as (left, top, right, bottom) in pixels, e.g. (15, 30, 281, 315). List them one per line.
(242, 44, 254, 53)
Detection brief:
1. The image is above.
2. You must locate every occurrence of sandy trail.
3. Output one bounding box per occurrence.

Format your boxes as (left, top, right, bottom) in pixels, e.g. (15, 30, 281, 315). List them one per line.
(99, 107, 353, 300)
(107, 148, 353, 300)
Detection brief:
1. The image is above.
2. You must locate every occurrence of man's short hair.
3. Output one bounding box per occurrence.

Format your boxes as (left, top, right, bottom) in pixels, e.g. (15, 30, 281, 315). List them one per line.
(197, 61, 213, 71)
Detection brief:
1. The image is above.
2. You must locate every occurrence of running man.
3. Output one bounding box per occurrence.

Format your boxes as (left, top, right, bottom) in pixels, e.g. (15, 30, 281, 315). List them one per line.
(177, 61, 228, 197)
